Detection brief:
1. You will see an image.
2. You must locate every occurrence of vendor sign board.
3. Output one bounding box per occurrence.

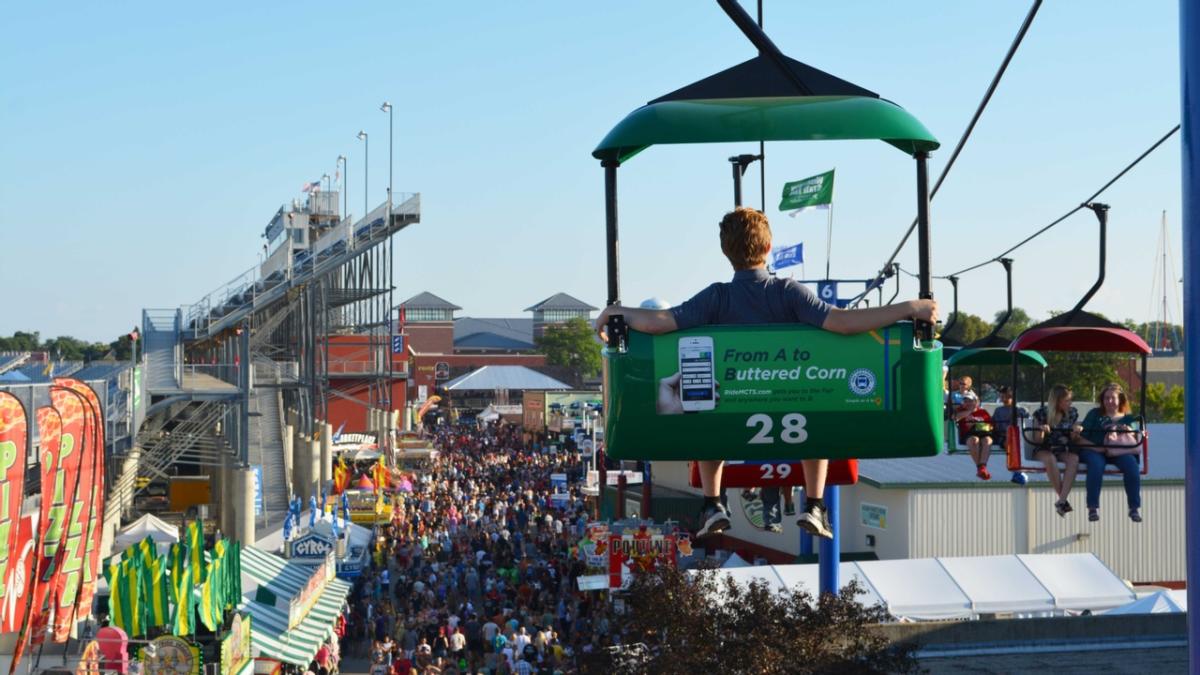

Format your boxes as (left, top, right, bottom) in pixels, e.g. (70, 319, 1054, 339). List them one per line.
(288, 553, 334, 629)
(141, 636, 201, 675)
(608, 532, 679, 591)
(221, 614, 253, 675)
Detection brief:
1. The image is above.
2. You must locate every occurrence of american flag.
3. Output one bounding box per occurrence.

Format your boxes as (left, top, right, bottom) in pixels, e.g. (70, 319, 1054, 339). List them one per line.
(302, 179, 321, 193)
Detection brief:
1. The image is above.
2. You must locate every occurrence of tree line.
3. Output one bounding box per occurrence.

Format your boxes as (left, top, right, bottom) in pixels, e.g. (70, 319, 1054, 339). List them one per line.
(942, 308, 1184, 422)
(0, 330, 135, 362)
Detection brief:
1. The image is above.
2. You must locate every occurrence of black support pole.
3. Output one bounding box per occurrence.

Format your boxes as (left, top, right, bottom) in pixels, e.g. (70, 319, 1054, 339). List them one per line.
(732, 159, 743, 207)
(942, 275, 960, 336)
(915, 152, 934, 341)
(1071, 203, 1110, 317)
(604, 161, 621, 306)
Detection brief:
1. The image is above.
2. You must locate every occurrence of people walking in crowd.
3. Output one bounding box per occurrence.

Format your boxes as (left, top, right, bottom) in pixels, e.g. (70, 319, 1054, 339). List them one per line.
(342, 421, 616, 674)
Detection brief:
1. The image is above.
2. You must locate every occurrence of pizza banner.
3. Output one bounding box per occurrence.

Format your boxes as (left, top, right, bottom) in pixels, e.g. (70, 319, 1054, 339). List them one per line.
(13, 406, 63, 667)
(1, 513, 37, 633)
(0, 392, 27, 625)
(51, 385, 99, 641)
(55, 378, 106, 630)
(36, 388, 87, 644)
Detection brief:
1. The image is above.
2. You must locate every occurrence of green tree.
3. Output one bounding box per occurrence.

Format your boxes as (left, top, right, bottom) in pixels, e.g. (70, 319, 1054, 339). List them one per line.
(534, 317, 602, 378)
(1144, 382, 1184, 422)
(588, 565, 919, 674)
(0, 331, 41, 352)
(994, 306, 1033, 341)
(941, 311, 990, 345)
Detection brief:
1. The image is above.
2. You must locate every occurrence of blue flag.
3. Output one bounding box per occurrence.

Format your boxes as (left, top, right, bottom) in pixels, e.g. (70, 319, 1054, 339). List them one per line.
(772, 242, 804, 270)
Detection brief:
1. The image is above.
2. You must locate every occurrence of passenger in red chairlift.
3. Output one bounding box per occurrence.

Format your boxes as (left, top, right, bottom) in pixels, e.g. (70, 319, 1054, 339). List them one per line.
(954, 395, 994, 480)
(1031, 384, 1083, 517)
(1076, 383, 1143, 523)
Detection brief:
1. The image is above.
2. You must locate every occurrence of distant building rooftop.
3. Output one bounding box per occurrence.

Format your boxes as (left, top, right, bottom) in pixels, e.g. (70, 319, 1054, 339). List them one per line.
(525, 293, 598, 313)
(454, 318, 536, 351)
(399, 292, 462, 311)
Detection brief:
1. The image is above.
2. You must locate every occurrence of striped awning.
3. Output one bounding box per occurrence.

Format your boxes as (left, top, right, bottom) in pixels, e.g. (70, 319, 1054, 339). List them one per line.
(238, 545, 351, 667)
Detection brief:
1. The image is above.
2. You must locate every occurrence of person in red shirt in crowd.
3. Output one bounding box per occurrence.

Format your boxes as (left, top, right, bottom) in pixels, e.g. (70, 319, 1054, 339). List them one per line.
(956, 394, 994, 480)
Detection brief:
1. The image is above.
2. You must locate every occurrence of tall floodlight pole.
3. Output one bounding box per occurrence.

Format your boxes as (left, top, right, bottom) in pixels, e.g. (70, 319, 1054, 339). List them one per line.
(337, 155, 348, 221)
(380, 101, 394, 431)
(357, 131, 369, 220)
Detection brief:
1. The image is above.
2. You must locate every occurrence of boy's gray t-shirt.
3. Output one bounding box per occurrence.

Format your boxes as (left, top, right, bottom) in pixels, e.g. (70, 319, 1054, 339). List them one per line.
(671, 268, 832, 329)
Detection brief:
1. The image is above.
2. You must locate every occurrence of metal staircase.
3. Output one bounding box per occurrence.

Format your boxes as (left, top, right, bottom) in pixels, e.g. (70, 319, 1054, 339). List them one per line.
(249, 386, 289, 516)
(142, 309, 180, 393)
(112, 398, 231, 503)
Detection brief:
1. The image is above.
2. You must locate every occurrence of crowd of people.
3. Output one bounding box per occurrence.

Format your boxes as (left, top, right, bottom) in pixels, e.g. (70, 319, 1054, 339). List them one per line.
(339, 422, 616, 675)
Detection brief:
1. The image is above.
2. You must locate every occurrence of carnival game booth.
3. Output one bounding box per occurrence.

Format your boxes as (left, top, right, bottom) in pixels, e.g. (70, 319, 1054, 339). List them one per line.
(237, 545, 351, 669)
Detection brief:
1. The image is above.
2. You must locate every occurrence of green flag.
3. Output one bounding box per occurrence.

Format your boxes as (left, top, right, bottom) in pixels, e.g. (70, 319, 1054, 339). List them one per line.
(110, 559, 145, 637)
(170, 562, 194, 636)
(199, 544, 224, 631)
(143, 556, 171, 628)
(168, 542, 187, 582)
(186, 520, 207, 584)
(779, 169, 834, 212)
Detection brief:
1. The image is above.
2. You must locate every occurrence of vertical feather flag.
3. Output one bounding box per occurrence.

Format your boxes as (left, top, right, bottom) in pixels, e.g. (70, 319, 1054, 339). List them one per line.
(199, 541, 224, 631)
(167, 542, 186, 583)
(143, 556, 170, 629)
(110, 560, 144, 636)
(170, 562, 194, 636)
(186, 521, 207, 584)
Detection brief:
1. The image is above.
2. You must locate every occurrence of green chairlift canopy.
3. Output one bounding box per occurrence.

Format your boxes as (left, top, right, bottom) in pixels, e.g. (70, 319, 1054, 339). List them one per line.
(946, 347, 1047, 369)
(592, 54, 939, 164)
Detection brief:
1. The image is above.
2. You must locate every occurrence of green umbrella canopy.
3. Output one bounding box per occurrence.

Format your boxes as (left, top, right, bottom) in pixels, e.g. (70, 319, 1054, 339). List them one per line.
(592, 54, 939, 164)
(946, 347, 1047, 369)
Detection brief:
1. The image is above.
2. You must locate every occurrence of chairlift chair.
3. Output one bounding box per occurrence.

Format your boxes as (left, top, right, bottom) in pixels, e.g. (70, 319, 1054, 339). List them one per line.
(597, 0, 944, 461)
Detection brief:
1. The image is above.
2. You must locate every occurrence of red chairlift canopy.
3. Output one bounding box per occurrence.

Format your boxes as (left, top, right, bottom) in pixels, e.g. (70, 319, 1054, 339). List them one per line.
(1008, 326, 1151, 354)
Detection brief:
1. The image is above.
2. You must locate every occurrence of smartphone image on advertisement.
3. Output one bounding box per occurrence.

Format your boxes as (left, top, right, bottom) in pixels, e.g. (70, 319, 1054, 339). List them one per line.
(678, 336, 716, 412)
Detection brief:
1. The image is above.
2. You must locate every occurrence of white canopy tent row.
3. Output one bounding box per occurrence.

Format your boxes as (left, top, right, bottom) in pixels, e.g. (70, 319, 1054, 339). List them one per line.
(237, 545, 352, 668)
(112, 513, 180, 556)
(697, 553, 1139, 621)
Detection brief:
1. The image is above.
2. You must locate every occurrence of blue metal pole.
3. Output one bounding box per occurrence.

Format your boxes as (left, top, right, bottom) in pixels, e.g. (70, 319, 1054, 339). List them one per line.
(799, 530, 813, 557)
(818, 485, 840, 595)
(1180, 1, 1199, 670)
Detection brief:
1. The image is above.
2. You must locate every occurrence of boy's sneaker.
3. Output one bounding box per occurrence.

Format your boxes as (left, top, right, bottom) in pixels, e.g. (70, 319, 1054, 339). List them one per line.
(766, 523, 783, 534)
(1129, 509, 1142, 523)
(1055, 500, 1073, 517)
(783, 502, 796, 517)
(976, 465, 992, 481)
(797, 503, 833, 540)
(740, 488, 760, 502)
(1088, 508, 1100, 522)
(696, 504, 731, 539)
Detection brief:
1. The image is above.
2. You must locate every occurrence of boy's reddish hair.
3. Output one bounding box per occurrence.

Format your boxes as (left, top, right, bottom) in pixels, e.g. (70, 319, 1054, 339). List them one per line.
(719, 207, 772, 270)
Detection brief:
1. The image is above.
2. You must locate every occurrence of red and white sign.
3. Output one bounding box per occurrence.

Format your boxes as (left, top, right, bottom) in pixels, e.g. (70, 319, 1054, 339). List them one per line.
(688, 459, 858, 488)
(608, 532, 678, 590)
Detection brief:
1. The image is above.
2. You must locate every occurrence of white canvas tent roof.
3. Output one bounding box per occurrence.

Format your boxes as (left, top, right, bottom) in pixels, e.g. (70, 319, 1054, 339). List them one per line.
(721, 552, 751, 568)
(1105, 590, 1186, 615)
(701, 553, 1135, 621)
(113, 514, 179, 553)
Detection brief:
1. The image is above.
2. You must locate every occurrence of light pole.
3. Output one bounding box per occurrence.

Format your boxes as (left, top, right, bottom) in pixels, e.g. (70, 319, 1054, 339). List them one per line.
(380, 102, 394, 429)
(380, 102, 393, 213)
(322, 173, 330, 192)
(337, 155, 348, 221)
(357, 130, 368, 220)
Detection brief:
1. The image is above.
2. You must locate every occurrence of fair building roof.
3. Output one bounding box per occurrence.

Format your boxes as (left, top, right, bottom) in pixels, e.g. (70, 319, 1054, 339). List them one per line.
(525, 292, 598, 312)
(454, 317, 536, 350)
(399, 291, 462, 311)
(444, 365, 570, 391)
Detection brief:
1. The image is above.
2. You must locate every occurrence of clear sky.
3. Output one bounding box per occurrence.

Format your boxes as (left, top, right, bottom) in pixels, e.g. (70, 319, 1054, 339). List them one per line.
(0, 1, 1183, 342)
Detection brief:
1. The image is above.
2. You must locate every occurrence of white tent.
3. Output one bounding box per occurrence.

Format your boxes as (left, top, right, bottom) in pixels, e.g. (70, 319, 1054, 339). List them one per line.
(701, 553, 1136, 621)
(1106, 590, 1186, 615)
(113, 514, 179, 554)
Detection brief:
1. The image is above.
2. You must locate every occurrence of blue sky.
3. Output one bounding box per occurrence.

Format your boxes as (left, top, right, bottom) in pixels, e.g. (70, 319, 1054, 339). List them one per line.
(0, 1, 1183, 341)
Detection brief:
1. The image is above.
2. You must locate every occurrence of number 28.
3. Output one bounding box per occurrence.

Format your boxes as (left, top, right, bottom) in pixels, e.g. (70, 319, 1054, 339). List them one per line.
(746, 413, 808, 445)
